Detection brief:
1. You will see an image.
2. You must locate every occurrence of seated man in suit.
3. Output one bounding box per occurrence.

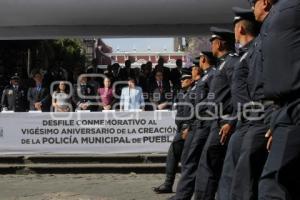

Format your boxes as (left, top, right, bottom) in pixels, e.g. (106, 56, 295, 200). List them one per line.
(120, 77, 144, 111)
(27, 71, 50, 112)
(73, 75, 98, 111)
(150, 70, 172, 110)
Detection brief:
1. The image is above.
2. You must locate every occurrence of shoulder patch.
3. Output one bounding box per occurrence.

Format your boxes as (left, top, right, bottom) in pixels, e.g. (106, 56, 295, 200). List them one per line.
(240, 52, 249, 62)
(218, 61, 227, 71)
(229, 53, 239, 57)
(191, 85, 197, 91)
(201, 74, 209, 82)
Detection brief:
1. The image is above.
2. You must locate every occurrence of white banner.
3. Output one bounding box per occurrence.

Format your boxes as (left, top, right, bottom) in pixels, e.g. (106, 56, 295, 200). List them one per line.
(0, 111, 177, 155)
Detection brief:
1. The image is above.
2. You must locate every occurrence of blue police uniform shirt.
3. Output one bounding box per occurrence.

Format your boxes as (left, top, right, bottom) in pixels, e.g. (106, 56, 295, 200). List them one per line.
(192, 66, 216, 116)
(175, 87, 193, 131)
(208, 53, 240, 116)
(261, 0, 300, 103)
(232, 40, 254, 108)
(228, 40, 255, 125)
(246, 35, 265, 102)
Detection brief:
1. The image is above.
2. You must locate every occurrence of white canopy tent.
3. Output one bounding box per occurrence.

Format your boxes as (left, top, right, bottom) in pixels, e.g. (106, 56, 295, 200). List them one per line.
(0, 0, 249, 39)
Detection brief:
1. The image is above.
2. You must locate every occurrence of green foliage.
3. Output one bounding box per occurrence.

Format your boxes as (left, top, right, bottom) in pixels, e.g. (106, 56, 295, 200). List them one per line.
(41, 39, 86, 71)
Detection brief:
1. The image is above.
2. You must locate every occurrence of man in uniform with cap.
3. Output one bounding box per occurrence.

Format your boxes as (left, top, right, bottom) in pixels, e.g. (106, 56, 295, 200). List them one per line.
(228, 1, 276, 199)
(216, 7, 259, 200)
(169, 52, 216, 200)
(153, 69, 194, 194)
(257, 0, 300, 199)
(194, 27, 239, 200)
(1, 74, 27, 112)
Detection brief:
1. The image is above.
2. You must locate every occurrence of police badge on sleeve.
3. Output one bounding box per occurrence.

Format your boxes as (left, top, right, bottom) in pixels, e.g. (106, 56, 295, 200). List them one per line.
(8, 90, 13, 96)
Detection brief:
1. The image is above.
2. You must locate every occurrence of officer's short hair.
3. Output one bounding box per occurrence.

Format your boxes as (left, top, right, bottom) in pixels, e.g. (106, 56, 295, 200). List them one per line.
(239, 19, 260, 37)
(219, 40, 234, 52)
(214, 37, 234, 51)
(203, 55, 216, 66)
(268, 0, 278, 4)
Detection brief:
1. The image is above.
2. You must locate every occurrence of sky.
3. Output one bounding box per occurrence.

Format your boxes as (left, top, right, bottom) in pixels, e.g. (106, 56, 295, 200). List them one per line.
(102, 38, 174, 52)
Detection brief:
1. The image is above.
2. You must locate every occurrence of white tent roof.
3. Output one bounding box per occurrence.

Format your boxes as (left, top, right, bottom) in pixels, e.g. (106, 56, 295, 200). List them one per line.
(0, 0, 249, 39)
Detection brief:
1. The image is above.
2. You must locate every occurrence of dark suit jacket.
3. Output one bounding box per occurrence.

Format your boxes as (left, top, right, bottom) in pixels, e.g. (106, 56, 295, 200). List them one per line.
(138, 74, 152, 94)
(170, 68, 182, 93)
(72, 84, 98, 111)
(27, 86, 50, 111)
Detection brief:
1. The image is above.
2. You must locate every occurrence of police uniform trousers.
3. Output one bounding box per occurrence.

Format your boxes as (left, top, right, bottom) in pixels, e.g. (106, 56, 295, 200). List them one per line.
(174, 120, 211, 200)
(230, 106, 275, 200)
(216, 121, 250, 200)
(259, 99, 300, 200)
(164, 130, 185, 188)
(194, 119, 230, 200)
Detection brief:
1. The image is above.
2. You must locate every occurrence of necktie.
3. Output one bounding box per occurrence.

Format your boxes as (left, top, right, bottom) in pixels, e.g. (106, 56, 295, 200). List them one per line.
(37, 85, 41, 92)
(159, 81, 163, 93)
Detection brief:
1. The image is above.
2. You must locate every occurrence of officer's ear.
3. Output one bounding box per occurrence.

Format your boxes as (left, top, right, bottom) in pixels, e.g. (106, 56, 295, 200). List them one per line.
(215, 39, 222, 51)
(201, 56, 206, 64)
(218, 40, 228, 52)
(262, 0, 272, 11)
(240, 23, 247, 36)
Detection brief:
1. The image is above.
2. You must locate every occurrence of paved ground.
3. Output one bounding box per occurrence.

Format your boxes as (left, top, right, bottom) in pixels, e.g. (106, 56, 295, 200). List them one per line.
(0, 174, 180, 200)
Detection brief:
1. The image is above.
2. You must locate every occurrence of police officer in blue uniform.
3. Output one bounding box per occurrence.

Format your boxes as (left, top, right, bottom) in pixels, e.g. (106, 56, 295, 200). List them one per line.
(257, 0, 300, 199)
(153, 70, 194, 194)
(194, 27, 240, 200)
(1, 74, 27, 112)
(217, 7, 259, 200)
(229, 2, 276, 199)
(169, 52, 216, 200)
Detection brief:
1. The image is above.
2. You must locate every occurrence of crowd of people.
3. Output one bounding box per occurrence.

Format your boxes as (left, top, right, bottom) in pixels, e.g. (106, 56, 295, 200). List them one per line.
(0, 58, 184, 112)
(152, 0, 300, 200)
